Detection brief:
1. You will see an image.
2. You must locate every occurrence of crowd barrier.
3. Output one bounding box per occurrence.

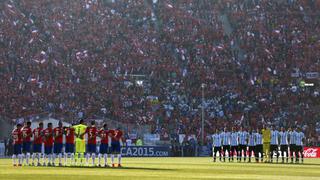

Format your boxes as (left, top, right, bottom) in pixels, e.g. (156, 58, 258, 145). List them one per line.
(203, 146, 320, 158)
(1, 145, 319, 158)
(303, 147, 320, 158)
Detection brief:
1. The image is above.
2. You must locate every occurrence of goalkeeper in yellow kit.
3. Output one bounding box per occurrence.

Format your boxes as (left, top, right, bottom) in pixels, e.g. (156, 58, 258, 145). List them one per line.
(73, 119, 87, 166)
(262, 124, 271, 163)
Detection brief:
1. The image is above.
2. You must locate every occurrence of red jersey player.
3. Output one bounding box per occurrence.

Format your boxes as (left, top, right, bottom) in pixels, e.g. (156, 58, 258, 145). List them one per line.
(32, 122, 43, 166)
(43, 123, 54, 166)
(109, 127, 123, 167)
(12, 124, 23, 166)
(85, 121, 98, 166)
(64, 124, 75, 166)
(53, 121, 64, 166)
(21, 121, 32, 165)
(98, 123, 110, 167)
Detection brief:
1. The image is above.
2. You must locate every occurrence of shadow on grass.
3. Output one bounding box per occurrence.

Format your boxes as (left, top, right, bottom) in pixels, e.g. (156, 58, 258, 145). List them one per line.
(34, 165, 174, 171)
(219, 162, 320, 166)
(284, 163, 320, 166)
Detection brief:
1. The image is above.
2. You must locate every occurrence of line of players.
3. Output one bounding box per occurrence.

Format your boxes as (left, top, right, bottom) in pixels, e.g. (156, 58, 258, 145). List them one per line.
(212, 126, 305, 163)
(11, 120, 123, 167)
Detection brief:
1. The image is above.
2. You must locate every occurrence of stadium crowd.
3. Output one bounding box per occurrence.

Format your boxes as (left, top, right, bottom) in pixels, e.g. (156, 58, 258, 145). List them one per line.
(0, 0, 319, 145)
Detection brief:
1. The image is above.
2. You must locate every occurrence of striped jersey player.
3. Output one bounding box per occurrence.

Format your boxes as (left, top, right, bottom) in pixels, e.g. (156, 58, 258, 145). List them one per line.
(212, 129, 222, 162)
(230, 127, 239, 162)
(238, 127, 248, 162)
(279, 127, 289, 163)
(220, 128, 231, 162)
(255, 129, 263, 162)
(295, 128, 305, 163)
(288, 127, 297, 163)
(270, 126, 279, 163)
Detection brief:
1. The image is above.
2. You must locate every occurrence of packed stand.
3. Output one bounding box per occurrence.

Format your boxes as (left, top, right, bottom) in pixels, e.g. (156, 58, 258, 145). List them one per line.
(0, 0, 319, 145)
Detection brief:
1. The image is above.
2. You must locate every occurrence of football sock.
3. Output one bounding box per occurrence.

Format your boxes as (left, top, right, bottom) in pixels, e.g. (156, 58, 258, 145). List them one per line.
(37, 153, 41, 164)
(71, 153, 75, 165)
(98, 154, 102, 165)
(111, 154, 115, 165)
(48, 154, 52, 164)
(92, 153, 96, 166)
(32, 154, 36, 164)
(21, 154, 25, 165)
(86, 153, 90, 165)
(104, 154, 108, 165)
(58, 153, 62, 164)
(117, 154, 121, 165)
(74, 153, 78, 164)
(80, 153, 85, 165)
(52, 154, 56, 164)
(43, 154, 46, 165)
(26, 153, 30, 165)
(12, 155, 16, 165)
(18, 154, 23, 164)
(64, 153, 68, 165)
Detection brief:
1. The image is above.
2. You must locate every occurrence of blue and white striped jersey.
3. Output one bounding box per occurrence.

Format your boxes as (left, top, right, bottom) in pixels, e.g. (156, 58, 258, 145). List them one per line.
(288, 130, 297, 145)
(221, 132, 231, 146)
(254, 133, 263, 145)
(212, 133, 222, 147)
(230, 132, 239, 146)
(248, 133, 256, 146)
(295, 132, 305, 146)
(270, 130, 279, 145)
(239, 131, 248, 145)
(279, 131, 288, 145)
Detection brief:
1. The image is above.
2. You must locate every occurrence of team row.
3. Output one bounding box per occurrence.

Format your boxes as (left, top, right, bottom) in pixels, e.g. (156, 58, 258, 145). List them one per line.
(11, 121, 123, 147)
(11, 120, 123, 167)
(211, 127, 305, 147)
(211, 127, 305, 164)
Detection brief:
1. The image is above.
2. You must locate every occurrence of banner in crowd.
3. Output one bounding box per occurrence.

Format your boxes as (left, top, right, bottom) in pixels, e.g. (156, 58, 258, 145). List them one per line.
(121, 146, 170, 157)
(303, 147, 320, 158)
(306, 72, 319, 79)
(291, 72, 319, 79)
(143, 134, 160, 146)
(128, 133, 137, 140)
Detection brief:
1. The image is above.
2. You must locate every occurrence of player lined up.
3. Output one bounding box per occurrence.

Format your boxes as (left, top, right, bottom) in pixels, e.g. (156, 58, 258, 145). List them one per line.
(212, 126, 305, 163)
(11, 120, 123, 167)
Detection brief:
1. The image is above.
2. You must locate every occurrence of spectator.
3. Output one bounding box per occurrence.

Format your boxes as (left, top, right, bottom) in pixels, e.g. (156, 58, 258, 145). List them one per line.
(136, 137, 143, 146)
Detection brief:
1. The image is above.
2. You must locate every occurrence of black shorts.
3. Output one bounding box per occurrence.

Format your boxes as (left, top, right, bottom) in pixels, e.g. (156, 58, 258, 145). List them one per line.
(280, 145, 288, 152)
(213, 146, 221, 154)
(231, 146, 238, 153)
(270, 145, 278, 152)
(295, 145, 303, 152)
(238, 145, 247, 151)
(289, 144, 296, 153)
(255, 144, 263, 153)
(223, 145, 230, 151)
(248, 146, 255, 152)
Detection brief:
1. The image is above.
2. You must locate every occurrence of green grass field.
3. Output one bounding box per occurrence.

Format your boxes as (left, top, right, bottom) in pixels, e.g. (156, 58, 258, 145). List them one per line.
(0, 157, 320, 180)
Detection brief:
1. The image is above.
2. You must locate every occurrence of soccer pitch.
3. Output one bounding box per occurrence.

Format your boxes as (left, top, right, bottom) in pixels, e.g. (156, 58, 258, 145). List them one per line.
(0, 157, 319, 180)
